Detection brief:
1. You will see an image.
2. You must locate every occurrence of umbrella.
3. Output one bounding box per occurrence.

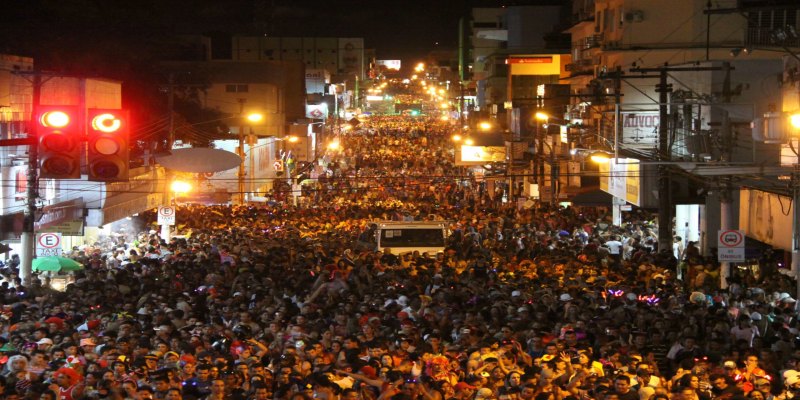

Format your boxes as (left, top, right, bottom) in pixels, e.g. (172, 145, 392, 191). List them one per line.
(32, 257, 83, 272)
(155, 148, 241, 173)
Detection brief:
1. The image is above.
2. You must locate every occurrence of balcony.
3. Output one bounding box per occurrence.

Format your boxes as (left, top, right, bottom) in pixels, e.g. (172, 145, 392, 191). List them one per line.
(584, 34, 603, 49)
(746, 27, 800, 48)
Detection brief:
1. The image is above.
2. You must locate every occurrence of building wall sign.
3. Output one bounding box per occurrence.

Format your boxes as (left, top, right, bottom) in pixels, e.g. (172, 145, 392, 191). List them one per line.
(621, 112, 659, 145)
(739, 188, 792, 251)
(35, 199, 84, 231)
(599, 158, 641, 206)
(506, 57, 552, 64)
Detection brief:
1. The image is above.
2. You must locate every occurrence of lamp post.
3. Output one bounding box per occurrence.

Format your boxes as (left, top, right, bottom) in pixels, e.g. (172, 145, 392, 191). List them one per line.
(234, 111, 264, 205)
(534, 112, 551, 204)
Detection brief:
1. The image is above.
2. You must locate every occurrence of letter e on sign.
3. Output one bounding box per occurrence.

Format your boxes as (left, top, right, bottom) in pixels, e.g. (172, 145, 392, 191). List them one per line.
(36, 233, 63, 257)
(158, 206, 176, 226)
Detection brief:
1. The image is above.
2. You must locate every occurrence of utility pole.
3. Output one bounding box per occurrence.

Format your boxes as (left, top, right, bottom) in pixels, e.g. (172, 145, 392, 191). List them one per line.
(630, 65, 724, 252)
(161, 72, 175, 242)
(238, 98, 246, 205)
(20, 73, 42, 287)
(655, 69, 673, 253)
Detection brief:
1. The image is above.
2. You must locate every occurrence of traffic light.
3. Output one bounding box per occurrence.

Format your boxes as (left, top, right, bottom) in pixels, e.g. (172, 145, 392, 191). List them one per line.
(87, 109, 129, 181)
(38, 105, 81, 179)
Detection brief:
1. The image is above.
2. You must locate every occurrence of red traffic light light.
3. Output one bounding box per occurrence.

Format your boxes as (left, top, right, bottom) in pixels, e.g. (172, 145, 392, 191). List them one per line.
(91, 113, 122, 133)
(41, 110, 71, 128)
(87, 109, 129, 181)
(37, 105, 81, 179)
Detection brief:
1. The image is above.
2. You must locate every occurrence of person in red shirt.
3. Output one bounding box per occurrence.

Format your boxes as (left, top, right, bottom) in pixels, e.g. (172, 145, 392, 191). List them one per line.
(50, 368, 84, 400)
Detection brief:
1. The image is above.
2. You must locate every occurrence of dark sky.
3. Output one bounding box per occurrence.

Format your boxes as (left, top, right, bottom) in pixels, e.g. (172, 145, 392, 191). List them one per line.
(0, 0, 564, 68)
(261, 1, 472, 61)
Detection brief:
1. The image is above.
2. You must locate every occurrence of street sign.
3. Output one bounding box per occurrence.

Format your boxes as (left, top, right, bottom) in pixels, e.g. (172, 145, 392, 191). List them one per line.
(39, 220, 84, 236)
(36, 233, 63, 257)
(157, 206, 176, 226)
(718, 229, 745, 262)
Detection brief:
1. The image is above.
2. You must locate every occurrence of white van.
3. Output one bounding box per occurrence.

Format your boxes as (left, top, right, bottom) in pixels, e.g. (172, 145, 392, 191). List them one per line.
(375, 221, 450, 255)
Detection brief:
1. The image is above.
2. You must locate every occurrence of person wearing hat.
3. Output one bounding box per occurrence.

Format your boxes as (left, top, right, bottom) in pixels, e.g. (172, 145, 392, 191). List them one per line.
(36, 338, 54, 351)
(454, 381, 477, 399)
(143, 353, 160, 373)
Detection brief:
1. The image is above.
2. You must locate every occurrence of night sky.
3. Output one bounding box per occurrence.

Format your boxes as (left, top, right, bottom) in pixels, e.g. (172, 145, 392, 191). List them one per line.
(0, 0, 563, 67)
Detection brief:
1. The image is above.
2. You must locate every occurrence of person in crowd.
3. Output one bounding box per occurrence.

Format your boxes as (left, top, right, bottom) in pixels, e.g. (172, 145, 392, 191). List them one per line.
(1, 115, 798, 400)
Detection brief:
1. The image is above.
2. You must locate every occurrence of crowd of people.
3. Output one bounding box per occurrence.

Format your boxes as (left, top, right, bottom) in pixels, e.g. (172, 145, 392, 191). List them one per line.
(0, 115, 799, 400)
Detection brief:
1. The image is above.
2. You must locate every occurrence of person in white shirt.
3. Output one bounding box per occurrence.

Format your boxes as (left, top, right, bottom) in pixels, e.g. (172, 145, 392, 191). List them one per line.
(604, 236, 623, 267)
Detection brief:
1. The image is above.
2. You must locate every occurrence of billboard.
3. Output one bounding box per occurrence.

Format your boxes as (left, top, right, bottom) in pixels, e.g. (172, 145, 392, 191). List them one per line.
(456, 145, 506, 165)
(376, 60, 402, 70)
(598, 158, 641, 206)
(305, 69, 330, 94)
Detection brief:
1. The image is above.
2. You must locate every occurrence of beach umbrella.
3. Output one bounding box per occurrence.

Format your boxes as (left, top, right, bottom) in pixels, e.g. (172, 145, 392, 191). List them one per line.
(32, 257, 83, 272)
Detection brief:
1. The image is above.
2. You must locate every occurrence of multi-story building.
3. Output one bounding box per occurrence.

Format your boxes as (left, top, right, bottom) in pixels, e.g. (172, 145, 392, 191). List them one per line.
(561, 0, 800, 269)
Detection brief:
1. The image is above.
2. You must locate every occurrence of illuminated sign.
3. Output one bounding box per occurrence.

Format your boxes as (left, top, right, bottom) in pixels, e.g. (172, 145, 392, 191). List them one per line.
(460, 145, 506, 163)
(305, 104, 329, 119)
(506, 57, 553, 64)
(599, 158, 641, 206)
(376, 60, 402, 70)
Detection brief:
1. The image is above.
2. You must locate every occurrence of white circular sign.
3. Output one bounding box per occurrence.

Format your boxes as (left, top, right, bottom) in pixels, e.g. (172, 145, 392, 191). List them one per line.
(159, 207, 175, 217)
(719, 230, 744, 248)
(37, 233, 61, 248)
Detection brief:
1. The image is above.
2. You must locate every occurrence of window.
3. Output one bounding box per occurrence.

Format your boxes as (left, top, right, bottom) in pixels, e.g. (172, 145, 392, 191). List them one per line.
(225, 85, 249, 93)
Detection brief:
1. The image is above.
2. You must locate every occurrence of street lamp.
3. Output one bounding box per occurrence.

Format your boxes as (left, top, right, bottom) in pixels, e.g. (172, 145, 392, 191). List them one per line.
(170, 180, 192, 194)
(328, 140, 341, 151)
(791, 112, 800, 129)
(238, 112, 264, 205)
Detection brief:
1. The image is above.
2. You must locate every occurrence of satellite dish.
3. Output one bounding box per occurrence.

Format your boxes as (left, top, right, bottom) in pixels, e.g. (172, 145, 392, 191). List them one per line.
(155, 148, 242, 173)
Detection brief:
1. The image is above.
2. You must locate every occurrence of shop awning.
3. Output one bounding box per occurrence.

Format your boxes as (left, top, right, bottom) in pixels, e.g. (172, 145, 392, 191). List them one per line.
(570, 189, 613, 206)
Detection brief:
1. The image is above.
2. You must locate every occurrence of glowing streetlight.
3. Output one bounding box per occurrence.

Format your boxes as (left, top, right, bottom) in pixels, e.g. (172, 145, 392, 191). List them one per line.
(246, 113, 264, 123)
(328, 140, 341, 151)
(791, 112, 800, 129)
(286, 135, 299, 143)
(171, 180, 192, 193)
(440, 115, 450, 121)
(464, 138, 475, 146)
(588, 151, 612, 164)
(478, 121, 493, 131)
(451, 134, 462, 142)
(535, 112, 549, 121)
(414, 63, 425, 72)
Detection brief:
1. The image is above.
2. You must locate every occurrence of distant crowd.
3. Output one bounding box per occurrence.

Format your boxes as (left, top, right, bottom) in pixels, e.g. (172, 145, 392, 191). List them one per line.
(0, 115, 797, 400)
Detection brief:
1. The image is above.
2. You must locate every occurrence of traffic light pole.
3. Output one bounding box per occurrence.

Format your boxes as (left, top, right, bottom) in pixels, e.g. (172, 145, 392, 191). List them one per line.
(20, 73, 42, 286)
